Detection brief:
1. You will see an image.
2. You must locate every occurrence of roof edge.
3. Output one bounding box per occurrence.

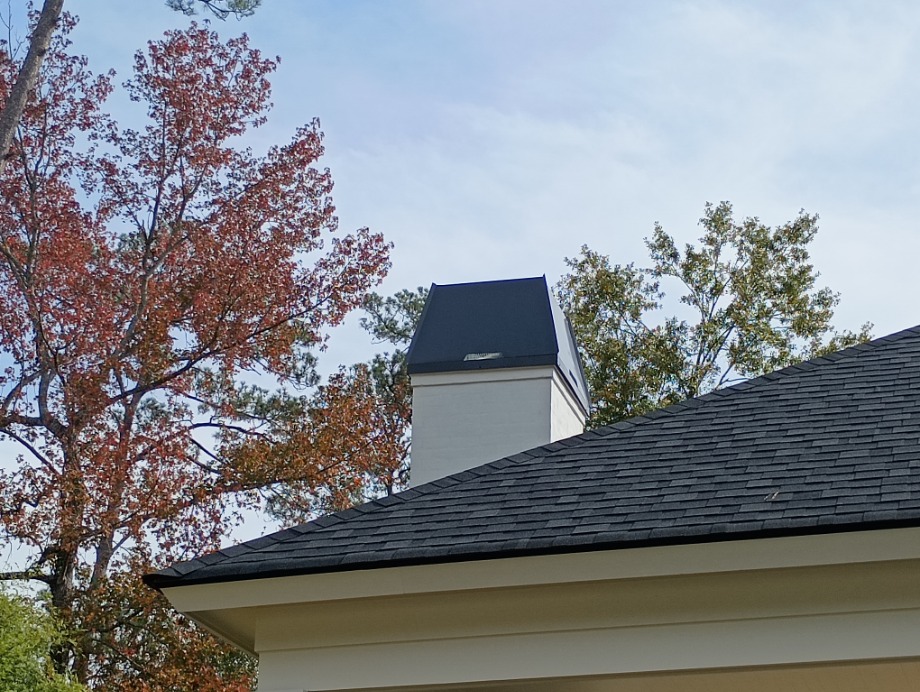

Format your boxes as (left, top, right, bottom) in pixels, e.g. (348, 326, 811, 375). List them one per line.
(144, 514, 920, 590)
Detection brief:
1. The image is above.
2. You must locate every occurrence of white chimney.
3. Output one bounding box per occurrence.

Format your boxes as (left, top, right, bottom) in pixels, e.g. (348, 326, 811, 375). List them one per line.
(407, 277, 589, 486)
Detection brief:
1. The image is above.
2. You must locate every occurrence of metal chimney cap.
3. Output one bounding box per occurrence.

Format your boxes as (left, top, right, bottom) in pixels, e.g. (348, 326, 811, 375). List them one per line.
(406, 276, 590, 414)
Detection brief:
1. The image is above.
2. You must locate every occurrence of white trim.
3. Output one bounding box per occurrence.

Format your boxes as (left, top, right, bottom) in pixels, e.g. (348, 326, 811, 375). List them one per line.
(162, 526, 920, 613)
(251, 556, 920, 690)
(409, 365, 557, 387)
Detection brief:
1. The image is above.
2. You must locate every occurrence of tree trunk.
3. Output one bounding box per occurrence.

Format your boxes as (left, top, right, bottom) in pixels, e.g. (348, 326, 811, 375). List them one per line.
(48, 547, 76, 675)
(0, 0, 64, 176)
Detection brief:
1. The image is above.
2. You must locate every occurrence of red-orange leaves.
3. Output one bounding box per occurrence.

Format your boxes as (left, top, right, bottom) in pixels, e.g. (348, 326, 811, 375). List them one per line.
(0, 17, 389, 690)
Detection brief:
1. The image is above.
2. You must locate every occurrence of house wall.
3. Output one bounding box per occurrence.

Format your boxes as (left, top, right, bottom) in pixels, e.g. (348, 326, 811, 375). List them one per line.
(410, 366, 584, 485)
(164, 528, 920, 692)
(251, 559, 920, 691)
(550, 368, 586, 441)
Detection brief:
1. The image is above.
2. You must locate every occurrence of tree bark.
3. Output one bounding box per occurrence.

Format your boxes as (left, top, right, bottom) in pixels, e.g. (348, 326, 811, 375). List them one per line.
(0, 0, 64, 176)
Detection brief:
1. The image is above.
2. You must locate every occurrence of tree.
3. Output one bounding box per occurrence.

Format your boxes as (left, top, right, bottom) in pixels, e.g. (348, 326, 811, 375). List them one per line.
(0, 1, 261, 180)
(0, 1, 64, 177)
(75, 573, 254, 691)
(333, 205, 868, 492)
(266, 288, 427, 523)
(0, 17, 389, 689)
(0, 588, 84, 692)
(166, 1, 262, 19)
(360, 287, 429, 347)
(557, 201, 872, 427)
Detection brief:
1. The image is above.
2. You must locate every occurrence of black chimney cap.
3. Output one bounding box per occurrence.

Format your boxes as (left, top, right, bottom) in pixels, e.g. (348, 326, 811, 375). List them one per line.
(406, 276, 590, 414)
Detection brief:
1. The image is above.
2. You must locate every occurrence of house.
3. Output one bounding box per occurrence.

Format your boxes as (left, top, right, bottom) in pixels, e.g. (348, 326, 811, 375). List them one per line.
(145, 277, 920, 692)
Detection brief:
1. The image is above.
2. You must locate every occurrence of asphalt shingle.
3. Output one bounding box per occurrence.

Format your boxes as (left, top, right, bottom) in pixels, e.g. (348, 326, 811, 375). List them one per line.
(145, 326, 920, 589)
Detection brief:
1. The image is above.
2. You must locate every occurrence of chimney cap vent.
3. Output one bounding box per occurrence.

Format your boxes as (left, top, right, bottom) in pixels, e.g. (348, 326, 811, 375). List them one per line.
(463, 352, 504, 361)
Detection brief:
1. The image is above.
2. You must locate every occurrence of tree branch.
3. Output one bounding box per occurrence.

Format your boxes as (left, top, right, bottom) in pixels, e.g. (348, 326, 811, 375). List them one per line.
(0, 568, 52, 584)
(0, 427, 58, 475)
(0, 0, 64, 176)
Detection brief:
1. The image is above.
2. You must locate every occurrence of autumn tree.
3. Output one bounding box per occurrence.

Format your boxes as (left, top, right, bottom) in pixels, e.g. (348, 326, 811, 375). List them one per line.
(557, 201, 871, 427)
(265, 288, 426, 523)
(0, 0, 64, 176)
(0, 1, 261, 179)
(0, 17, 389, 689)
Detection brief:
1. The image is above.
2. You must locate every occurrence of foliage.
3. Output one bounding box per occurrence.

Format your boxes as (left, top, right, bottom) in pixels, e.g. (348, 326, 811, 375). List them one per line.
(0, 0, 258, 183)
(329, 207, 868, 494)
(0, 589, 84, 692)
(166, 0, 262, 20)
(75, 572, 254, 691)
(266, 288, 427, 523)
(557, 202, 871, 427)
(263, 360, 411, 523)
(0, 1, 65, 178)
(0, 16, 388, 688)
(360, 287, 429, 346)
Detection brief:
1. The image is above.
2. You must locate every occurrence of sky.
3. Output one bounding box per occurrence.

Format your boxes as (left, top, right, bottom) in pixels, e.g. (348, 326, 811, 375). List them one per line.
(55, 0, 920, 369)
(2, 0, 920, 559)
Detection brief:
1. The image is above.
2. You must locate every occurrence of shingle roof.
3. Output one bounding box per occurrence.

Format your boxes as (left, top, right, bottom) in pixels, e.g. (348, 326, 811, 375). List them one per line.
(145, 326, 920, 589)
(406, 277, 590, 413)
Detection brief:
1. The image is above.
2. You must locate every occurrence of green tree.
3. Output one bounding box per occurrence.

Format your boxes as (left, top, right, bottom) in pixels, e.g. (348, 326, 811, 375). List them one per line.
(335, 205, 868, 467)
(557, 201, 872, 427)
(166, 0, 262, 19)
(360, 288, 429, 346)
(0, 589, 84, 692)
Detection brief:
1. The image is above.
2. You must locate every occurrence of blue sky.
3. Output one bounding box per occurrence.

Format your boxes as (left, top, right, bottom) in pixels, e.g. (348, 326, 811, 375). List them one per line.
(55, 0, 920, 372)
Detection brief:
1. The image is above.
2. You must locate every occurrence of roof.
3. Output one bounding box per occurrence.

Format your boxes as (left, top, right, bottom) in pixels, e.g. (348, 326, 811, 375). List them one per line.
(406, 277, 590, 413)
(145, 326, 920, 590)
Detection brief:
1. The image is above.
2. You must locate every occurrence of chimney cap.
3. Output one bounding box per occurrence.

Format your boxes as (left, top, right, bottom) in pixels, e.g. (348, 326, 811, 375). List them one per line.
(406, 276, 590, 414)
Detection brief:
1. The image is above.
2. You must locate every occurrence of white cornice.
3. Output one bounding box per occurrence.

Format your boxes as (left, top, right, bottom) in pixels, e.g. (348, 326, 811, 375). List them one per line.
(162, 526, 920, 614)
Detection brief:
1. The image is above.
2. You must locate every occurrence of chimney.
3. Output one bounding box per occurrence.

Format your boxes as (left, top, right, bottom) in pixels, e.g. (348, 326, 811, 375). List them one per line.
(406, 277, 590, 486)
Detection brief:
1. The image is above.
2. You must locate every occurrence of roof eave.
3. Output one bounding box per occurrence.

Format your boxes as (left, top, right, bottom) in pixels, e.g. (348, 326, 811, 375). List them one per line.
(144, 514, 920, 590)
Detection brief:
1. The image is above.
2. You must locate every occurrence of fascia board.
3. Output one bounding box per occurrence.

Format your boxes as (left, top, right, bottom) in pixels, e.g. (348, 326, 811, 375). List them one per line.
(161, 526, 920, 615)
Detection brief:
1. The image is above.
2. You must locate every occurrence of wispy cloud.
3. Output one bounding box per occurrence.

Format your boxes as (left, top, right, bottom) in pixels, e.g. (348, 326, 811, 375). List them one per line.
(54, 0, 920, 344)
